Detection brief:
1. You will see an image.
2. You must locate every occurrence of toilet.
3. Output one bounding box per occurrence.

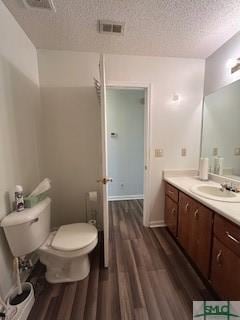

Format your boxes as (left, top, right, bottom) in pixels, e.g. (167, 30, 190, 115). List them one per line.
(38, 223, 98, 283)
(1, 198, 98, 283)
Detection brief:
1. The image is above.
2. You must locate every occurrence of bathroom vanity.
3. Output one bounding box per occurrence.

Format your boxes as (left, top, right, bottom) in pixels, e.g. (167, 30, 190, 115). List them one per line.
(164, 176, 240, 300)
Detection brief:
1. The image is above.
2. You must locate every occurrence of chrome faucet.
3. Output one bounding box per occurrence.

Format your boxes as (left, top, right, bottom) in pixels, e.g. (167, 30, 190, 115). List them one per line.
(220, 182, 240, 193)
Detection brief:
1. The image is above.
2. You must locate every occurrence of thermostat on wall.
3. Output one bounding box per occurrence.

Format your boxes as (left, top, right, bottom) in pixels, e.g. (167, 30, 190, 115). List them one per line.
(110, 132, 118, 137)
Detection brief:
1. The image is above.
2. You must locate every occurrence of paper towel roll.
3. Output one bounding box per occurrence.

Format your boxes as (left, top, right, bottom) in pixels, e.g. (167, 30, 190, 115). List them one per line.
(88, 191, 98, 202)
(199, 158, 209, 181)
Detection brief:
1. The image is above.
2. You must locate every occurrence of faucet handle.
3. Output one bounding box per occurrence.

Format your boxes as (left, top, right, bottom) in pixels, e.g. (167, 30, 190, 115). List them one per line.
(220, 181, 231, 191)
(220, 182, 228, 188)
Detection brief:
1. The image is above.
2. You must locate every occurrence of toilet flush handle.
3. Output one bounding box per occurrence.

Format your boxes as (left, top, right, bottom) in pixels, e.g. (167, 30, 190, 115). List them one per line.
(29, 218, 39, 225)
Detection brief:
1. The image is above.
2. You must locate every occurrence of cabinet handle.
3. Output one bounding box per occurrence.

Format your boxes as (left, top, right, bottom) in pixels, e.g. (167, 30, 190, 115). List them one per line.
(194, 209, 199, 219)
(185, 203, 189, 211)
(171, 208, 176, 215)
(168, 190, 174, 195)
(216, 250, 222, 264)
(226, 231, 240, 244)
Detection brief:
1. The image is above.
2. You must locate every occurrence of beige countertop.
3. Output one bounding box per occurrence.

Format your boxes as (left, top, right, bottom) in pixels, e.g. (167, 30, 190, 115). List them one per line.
(164, 175, 240, 227)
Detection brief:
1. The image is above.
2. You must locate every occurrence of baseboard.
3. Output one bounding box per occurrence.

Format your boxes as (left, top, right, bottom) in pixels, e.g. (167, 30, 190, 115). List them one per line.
(108, 194, 144, 201)
(149, 220, 166, 228)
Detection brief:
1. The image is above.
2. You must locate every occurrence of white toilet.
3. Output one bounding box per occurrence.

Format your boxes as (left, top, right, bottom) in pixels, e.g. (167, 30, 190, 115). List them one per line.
(1, 198, 98, 283)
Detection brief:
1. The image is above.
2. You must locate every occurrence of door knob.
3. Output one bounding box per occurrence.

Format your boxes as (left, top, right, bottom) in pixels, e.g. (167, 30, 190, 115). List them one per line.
(97, 177, 113, 184)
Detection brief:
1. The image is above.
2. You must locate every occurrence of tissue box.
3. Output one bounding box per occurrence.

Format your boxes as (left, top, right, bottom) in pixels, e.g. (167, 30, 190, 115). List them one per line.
(24, 191, 48, 208)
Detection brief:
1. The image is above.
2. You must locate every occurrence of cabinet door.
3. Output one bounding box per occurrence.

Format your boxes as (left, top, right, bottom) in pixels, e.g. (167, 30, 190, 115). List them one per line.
(165, 196, 178, 237)
(211, 237, 240, 300)
(188, 203, 213, 278)
(178, 192, 192, 250)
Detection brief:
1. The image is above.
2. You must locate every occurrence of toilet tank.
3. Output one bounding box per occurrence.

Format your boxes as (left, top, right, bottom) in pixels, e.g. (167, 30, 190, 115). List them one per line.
(1, 198, 51, 257)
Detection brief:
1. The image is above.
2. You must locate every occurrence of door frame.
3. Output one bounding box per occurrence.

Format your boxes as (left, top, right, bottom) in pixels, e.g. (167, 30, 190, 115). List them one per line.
(106, 81, 152, 227)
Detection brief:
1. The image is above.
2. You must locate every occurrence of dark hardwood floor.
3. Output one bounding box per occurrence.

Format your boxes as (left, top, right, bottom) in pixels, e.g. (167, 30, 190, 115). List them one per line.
(27, 200, 215, 320)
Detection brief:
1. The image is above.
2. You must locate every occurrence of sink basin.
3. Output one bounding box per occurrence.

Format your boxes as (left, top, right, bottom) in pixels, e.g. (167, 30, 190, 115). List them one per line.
(190, 184, 240, 202)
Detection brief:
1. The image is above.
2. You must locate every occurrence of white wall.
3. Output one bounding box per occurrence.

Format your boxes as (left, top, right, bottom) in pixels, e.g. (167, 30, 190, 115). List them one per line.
(204, 32, 240, 96)
(106, 88, 144, 199)
(37, 51, 205, 226)
(0, 1, 41, 297)
(37, 50, 102, 227)
(105, 55, 205, 225)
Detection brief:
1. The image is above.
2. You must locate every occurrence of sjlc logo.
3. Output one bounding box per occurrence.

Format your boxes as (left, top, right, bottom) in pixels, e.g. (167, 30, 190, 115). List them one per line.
(193, 301, 240, 319)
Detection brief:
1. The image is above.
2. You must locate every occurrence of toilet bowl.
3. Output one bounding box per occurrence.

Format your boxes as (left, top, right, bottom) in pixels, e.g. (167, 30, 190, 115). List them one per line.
(39, 223, 98, 283)
(1, 198, 98, 284)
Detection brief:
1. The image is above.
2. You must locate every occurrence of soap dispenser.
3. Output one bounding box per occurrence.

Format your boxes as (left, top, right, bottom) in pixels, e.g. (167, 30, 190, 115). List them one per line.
(15, 185, 24, 212)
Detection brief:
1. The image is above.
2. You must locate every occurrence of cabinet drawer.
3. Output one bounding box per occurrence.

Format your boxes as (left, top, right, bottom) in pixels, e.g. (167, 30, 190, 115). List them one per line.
(165, 183, 179, 203)
(214, 214, 240, 258)
(210, 236, 240, 300)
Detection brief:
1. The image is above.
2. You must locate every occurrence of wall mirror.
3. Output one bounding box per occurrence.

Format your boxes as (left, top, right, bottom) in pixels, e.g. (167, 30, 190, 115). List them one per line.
(201, 79, 240, 181)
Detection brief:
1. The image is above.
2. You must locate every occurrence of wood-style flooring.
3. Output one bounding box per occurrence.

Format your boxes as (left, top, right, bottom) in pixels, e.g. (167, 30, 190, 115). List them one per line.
(27, 200, 215, 320)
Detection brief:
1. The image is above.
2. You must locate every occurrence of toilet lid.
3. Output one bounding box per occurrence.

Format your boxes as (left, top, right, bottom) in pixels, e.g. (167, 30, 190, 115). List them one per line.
(51, 223, 97, 251)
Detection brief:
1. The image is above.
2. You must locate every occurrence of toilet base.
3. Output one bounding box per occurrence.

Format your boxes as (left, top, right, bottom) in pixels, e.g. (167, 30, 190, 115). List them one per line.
(40, 254, 91, 284)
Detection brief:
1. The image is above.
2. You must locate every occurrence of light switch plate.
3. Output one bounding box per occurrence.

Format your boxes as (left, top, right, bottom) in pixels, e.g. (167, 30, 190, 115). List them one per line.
(155, 149, 164, 158)
(181, 148, 187, 157)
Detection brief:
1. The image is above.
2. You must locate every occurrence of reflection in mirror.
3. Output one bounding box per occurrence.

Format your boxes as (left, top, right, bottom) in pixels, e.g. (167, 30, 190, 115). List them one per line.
(201, 79, 240, 181)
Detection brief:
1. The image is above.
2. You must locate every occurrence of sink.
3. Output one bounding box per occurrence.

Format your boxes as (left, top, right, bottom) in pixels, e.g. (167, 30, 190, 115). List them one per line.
(190, 184, 240, 202)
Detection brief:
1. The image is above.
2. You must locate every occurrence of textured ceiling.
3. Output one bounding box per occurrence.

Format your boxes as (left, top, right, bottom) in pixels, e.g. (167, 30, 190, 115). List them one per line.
(2, 0, 240, 58)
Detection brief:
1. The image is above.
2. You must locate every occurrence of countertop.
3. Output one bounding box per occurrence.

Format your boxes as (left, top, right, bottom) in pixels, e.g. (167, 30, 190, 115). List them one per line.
(164, 175, 240, 227)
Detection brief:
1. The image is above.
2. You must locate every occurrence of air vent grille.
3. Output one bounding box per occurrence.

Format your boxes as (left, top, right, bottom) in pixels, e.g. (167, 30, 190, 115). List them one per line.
(23, 0, 55, 11)
(99, 20, 125, 35)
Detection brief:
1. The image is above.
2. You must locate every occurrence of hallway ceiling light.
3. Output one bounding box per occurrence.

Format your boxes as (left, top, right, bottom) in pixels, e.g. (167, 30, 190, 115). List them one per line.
(172, 94, 180, 102)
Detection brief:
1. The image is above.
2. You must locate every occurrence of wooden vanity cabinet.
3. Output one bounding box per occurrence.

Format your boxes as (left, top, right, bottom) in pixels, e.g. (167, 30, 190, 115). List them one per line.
(210, 215, 240, 299)
(165, 181, 240, 298)
(178, 191, 213, 277)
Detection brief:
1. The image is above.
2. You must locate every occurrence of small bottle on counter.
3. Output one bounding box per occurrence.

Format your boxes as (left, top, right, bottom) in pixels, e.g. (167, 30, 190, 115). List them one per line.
(15, 185, 24, 212)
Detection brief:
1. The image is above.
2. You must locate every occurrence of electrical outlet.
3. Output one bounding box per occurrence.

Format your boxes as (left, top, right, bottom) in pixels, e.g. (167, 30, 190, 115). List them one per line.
(181, 148, 187, 157)
(213, 147, 218, 156)
(235, 147, 240, 156)
(155, 149, 164, 158)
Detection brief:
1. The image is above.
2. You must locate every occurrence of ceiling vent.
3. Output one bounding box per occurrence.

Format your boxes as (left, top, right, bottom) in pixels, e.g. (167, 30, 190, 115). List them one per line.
(23, 0, 56, 11)
(99, 20, 125, 35)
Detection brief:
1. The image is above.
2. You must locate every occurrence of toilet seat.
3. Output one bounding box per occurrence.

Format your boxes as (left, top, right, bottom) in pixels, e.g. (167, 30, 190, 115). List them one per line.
(39, 223, 98, 258)
(52, 223, 97, 251)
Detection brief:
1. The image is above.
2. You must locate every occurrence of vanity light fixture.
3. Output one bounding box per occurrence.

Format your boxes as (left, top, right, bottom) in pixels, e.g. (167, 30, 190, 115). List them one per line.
(227, 58, 240, 74)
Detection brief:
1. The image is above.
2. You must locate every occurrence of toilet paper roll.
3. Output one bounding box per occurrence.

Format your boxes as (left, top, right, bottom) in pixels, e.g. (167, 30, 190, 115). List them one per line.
(199, 158, 209, 181)
(88, 191, 98, 202)
(88, 219, 97, 226)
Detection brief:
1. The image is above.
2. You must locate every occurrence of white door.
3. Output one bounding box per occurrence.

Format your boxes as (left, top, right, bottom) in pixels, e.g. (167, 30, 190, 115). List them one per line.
(99, 54, 111, 267)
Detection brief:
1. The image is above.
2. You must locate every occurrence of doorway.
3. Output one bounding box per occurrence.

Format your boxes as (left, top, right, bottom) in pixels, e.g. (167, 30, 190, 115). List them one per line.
(105, 84, 151, 227)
